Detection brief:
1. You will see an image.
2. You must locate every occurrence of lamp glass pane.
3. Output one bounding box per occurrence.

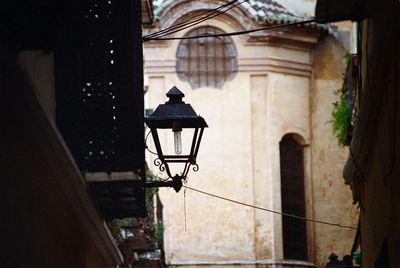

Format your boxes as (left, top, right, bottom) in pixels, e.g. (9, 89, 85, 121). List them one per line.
(146, 127, 196, 157)
(152, 128, 196, 157)
(146, 128, 198, 178)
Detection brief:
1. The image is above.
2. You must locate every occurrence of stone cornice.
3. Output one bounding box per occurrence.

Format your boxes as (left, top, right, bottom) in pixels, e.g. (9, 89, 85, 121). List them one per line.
(144, 56, 312, 77)
(144, 59, 176, 74)
(169, 259, 316, 267)
(238, 57, 312, 77)
(246, 28, 321, 50)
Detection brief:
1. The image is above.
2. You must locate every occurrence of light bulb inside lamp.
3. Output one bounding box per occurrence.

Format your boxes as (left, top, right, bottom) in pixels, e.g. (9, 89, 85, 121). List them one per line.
(173, 131, 182, 154)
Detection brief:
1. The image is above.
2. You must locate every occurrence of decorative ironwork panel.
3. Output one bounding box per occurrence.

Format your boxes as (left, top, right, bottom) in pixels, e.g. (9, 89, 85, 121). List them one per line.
(280, 135, 308, 261)
(176, 26, 237, 89)
(55, 0, 145, 218)
(55, 0, 144, 176)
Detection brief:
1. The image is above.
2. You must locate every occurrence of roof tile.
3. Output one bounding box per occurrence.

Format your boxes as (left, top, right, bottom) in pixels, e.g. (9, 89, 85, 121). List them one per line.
(153, 0, 300, 22)
(152, 0, 326, 30)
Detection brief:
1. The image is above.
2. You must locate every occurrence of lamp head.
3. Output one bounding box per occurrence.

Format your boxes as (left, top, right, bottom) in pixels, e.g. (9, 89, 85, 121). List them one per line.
(144, 86, 208, 186)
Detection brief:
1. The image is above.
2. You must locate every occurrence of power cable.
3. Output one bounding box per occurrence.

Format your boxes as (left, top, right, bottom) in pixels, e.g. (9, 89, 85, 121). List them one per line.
(143, 0, 245, 41)
(143, 19, 317, 42)
(143, 0, 243, 40)
(183, 185, 357, 230)
(146, 0, 245, 40)
(144, 0, 239, 39)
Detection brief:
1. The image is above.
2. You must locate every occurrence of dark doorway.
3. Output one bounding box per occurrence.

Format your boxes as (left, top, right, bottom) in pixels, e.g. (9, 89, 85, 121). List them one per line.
(280, 135, 308, 261)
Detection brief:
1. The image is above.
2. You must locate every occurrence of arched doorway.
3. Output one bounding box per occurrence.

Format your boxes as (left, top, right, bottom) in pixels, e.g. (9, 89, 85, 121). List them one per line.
(279, 134, 308, 261)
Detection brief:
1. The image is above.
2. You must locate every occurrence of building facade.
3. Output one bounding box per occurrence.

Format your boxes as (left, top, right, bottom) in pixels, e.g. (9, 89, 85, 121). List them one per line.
(143, 1, 358, 267)
(316, 0, 400, 267)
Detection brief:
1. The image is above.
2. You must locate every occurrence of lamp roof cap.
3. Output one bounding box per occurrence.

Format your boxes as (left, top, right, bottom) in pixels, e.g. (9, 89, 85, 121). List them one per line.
(166, 86, 184, 104)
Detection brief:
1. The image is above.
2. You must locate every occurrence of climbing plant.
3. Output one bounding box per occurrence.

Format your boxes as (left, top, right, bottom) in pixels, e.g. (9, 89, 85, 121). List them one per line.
(331, 50, 357, 146)
(332, 89, 352, 146)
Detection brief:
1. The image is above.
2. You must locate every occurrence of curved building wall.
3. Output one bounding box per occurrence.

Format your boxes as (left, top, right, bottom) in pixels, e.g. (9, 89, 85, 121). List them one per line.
(144, 2, 357, 267)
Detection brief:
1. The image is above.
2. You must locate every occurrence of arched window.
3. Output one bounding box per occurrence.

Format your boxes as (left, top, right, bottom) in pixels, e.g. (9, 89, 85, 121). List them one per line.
(279, 134, 308, 261)
(176, 26, 238, 89)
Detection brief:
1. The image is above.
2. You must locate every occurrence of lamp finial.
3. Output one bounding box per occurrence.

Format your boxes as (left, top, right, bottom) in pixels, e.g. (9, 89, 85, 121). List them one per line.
(166, 86, 185, 104)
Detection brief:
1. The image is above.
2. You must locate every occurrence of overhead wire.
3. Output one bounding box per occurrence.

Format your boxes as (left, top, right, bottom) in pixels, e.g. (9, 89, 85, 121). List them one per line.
(145, 0, 243, 39)
(149, 0, 246, 39)
(183, 185, 358, 230)
(143, 19, 317, 42)
(161, 0, 247, 37)
(143, 0, 244, 41)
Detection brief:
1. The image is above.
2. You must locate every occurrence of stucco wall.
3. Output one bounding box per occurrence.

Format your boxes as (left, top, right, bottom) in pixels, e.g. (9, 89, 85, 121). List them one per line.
(144, 6, 357, 267)
(310, 36, 359, 267)
(146, 40, 258, 262)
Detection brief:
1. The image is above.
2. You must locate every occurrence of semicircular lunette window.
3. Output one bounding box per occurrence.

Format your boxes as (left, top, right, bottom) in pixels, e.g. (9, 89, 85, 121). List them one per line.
(176, 26, 238, 89)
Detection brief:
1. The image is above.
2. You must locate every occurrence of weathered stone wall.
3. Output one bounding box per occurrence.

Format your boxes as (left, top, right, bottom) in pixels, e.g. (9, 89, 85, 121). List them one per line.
(310, 35, 359, 267)
(144, 3, 357, 267)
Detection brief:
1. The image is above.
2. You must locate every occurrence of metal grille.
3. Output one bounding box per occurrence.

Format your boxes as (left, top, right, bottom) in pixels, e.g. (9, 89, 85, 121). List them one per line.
(55, 0, 146, 218)
(176, 26, 237, 89)
(280, 135, 308, 261)
(55, 0, 144, 175)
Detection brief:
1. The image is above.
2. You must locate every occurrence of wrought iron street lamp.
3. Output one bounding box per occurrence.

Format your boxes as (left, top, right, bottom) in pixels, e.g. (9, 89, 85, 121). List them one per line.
(145, 86, 208, 192)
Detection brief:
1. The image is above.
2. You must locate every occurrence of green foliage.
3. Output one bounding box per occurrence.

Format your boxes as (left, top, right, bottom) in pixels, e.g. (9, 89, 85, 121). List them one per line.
(149, 222, 164, 250)
(110, 164, 165, 254)
(343, 49, 351, 65)
(332, 89, 351, 146)
(331, 48, 356, 146)
(115, 218, 134, 229)
(145, 165, 161, 221)
(145, 167, 164, 250)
